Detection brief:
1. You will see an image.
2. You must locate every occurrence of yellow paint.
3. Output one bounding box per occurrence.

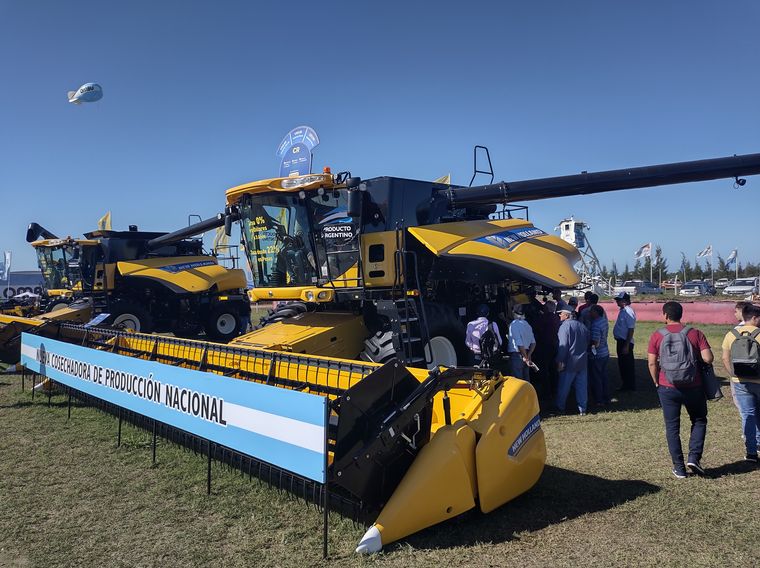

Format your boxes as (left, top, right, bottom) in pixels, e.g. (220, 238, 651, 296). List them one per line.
(370, 421, 478, 547)
(226, 174, 338, 205)
(116, 257, 246, 293)
(248, 286, 335, 303)
(361, 231, 399, 287)
(231, 311, 368, 359)
(408, 219, 581, 287)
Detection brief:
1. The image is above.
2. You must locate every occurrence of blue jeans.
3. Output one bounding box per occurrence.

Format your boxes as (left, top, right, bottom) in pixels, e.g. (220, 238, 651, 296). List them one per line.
(733, 381, 760, 455)
(589, 355, 610, 404)
(556, 366, 588, 413)
(508, 353, 530, 381)
(657, 386, 707, 468)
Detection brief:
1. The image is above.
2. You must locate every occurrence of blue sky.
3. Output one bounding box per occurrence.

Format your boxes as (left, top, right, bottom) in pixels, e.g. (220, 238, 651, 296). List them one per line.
(1, 1, 759, 273)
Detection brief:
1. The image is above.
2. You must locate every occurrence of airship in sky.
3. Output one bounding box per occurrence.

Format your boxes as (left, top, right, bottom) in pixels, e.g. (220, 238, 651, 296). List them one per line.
(67, 83, 103, 105)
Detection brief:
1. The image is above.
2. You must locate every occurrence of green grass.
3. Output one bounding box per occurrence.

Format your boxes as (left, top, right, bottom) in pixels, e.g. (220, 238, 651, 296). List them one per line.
(1, 322, 758, 567)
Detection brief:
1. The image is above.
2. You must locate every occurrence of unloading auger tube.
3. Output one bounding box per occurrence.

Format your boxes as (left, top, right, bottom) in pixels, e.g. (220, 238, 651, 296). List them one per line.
(145, 211, 238, 251)
(444, 152, 760, 206)
(29, 322, 546, 555)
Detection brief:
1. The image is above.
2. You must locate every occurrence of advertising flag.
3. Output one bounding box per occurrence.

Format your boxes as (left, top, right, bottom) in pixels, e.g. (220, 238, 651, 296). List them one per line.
(726, 249, 738, 266)
(1, 251, 11, 281)
(97, 211, 112, 231)
(697, 244, 713, 258)
(634, 242, 652, 258)
(212, 226, 229, 253)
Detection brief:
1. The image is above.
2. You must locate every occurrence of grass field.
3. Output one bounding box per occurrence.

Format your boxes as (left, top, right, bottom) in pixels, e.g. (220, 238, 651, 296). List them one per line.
(1, 322, 758, 567)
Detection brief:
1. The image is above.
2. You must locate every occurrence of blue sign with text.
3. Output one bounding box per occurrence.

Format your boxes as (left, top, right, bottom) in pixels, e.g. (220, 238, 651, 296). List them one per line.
(276, 125, 320, 178)
(21, 333, 327, 482)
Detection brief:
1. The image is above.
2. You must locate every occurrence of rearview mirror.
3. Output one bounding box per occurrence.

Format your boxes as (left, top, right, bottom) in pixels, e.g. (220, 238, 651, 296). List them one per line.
(347, 189, 363, 219)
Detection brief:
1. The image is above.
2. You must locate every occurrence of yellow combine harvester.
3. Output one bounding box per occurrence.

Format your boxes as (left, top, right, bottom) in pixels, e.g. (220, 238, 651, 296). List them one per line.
(23, 221, 251, 341)
(10, 151, 760, 553)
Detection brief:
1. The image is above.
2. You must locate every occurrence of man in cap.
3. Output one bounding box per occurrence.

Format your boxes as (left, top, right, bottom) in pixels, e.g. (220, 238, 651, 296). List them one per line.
(555, 305, 591, 415)
(507, 304, 536, 381)
(613, 292, 637, 391)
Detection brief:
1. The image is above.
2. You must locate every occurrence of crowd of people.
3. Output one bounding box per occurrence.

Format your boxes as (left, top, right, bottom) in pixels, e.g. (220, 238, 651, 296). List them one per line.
(465, 293, 760, 477)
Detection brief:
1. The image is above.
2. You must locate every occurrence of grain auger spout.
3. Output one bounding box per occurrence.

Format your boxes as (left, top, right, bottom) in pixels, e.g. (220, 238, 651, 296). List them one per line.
(443, 152, 760, 207)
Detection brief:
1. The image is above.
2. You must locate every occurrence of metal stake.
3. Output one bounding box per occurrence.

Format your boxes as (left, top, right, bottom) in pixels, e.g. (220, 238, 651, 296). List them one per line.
(117, 409, 122, 447)
(207, 441, 213, 495)
(323, 398, 330, 560)
(152, 419, 157, 465)
(21, 368, 25, 391)
(67, 392, 72, 420)
(31, 373, 35, 399)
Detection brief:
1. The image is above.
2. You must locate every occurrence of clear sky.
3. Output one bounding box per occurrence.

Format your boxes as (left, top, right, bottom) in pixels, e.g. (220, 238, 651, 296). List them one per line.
(1, 1, 759, 273)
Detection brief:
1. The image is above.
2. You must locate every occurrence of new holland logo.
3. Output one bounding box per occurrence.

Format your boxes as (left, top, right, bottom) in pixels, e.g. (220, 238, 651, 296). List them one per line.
(508, 414, 541, 458)
(159, 260, 216, 273)
(476, 227, 547, 251)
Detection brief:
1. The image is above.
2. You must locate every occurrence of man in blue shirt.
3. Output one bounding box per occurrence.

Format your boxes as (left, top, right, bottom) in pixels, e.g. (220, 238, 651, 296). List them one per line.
(589, 304, 611, 406)
(555, 306, 591, 415)
(613, 292, 637, 391)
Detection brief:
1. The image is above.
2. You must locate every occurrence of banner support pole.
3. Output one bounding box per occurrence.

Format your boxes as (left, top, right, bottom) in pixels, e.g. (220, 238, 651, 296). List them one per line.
(207, 441, 213, 495)
(152, 419, 157, 465)
(323, 398, 330, 560)
(117, 409, 122, 447)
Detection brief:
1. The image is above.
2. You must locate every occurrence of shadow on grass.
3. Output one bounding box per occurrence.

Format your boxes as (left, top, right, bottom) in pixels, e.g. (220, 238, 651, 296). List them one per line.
(0, 398, 88, 410)
(705, 459, 759, 478)
(401, 465, 660, 550)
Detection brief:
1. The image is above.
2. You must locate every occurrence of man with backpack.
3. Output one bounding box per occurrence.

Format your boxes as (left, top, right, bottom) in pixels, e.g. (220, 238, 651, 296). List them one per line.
(647, 301, 713, 478)
(465, 304, 503, 367)
(721, 303, 760, 463)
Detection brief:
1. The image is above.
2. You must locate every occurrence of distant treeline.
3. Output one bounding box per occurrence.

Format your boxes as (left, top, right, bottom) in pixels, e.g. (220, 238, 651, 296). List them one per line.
(605, 246, 754, 283)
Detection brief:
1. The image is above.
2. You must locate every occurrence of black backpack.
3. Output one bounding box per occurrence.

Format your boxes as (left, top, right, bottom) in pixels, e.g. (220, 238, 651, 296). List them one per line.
(729, 328, 760, 379)
(479, 323, 499, 366)
(657, 327, 697, 386)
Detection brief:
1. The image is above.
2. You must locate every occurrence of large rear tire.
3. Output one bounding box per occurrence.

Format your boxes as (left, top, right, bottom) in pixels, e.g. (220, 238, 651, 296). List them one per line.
(205, 303, 246, 343)
(107, 302, 153, 333)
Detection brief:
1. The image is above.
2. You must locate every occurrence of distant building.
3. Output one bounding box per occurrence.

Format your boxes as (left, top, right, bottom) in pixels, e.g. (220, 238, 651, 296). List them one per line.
(1, 271, 45, 299)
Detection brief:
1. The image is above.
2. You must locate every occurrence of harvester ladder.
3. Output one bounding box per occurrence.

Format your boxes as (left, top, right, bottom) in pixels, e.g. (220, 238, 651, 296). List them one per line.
(390, 225, 431, 366)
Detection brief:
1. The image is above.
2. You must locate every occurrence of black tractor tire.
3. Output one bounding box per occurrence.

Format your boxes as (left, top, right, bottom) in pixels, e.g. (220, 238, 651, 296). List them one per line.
(359, 303, 472, 369)
(46, 300, 72, 313)
(106, 302, 154, 333)
(255, 301, 309, 329)
(205, 303, 246, 343)
(360, 331, 397, 364)
(423, 303, 473, 368)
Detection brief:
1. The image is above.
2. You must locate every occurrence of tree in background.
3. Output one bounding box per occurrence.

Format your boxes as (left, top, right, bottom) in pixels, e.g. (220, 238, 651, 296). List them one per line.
(611, 261, 619, 285)
(653, 246, 667, 284)
(622, 263, 631, 281)
(633, 258, 642, 280)
(716, 254, 728, 279)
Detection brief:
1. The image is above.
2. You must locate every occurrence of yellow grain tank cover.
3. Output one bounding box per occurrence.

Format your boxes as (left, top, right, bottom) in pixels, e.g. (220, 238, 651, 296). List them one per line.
(116, 256, 247, 294)
(230, 311, 367, 360)
(408, 218, 581, 288)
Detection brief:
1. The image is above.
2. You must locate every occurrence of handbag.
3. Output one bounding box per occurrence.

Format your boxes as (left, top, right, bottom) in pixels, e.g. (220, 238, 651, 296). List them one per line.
(701, 363, 723, 401)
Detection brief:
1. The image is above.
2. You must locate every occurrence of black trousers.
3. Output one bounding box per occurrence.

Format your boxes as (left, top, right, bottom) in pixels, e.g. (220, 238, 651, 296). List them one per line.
(616, 339, 636, 390)
(657, 385, 708, 467)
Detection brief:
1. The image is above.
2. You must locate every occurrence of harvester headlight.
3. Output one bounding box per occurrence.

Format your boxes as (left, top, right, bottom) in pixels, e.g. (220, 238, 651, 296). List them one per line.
(317, 291, 329, 300)
(305, 291, 314, 301)
(280, 174, 330, 190)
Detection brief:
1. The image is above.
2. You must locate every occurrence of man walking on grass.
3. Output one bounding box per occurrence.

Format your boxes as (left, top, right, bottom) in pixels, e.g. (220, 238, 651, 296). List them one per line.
(647, 301, 713, 478)
(555, 306, 590, 415)
(721, 303, 760, 463)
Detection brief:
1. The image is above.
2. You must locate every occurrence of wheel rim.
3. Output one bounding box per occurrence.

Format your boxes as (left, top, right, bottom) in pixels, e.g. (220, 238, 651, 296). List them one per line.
(113, 313, 141, 331)
(424, 336, 458, 369)
(216, 313, 237, 335)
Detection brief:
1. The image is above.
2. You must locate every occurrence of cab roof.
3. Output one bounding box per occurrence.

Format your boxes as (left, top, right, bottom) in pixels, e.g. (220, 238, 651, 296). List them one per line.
(225, 173, 338, 205)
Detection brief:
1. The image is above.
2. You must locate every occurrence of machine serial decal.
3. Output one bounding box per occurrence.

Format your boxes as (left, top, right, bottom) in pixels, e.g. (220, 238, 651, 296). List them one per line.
(508, 414, 541, 457)
(476, 227, 547, 251)
(158, 260, 216, 273)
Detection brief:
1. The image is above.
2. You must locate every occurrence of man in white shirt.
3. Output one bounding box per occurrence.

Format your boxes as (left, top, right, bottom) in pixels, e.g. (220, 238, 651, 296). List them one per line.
(507, 304, 536, 381)
(465, 304, 503, 364)
(613, 292, 637, 391)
